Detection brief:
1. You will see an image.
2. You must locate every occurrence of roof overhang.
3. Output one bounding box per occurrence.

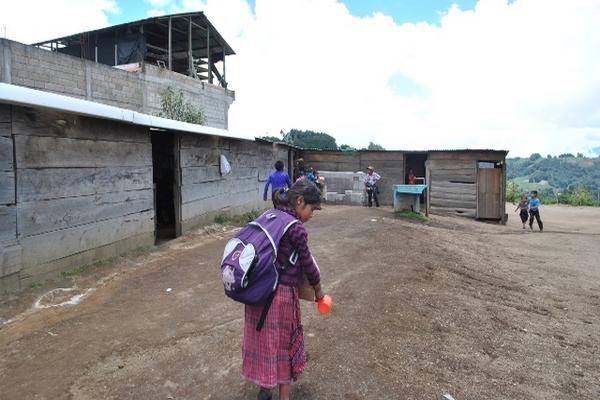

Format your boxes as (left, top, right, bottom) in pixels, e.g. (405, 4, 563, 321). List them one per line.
(0, 83, 252, 141)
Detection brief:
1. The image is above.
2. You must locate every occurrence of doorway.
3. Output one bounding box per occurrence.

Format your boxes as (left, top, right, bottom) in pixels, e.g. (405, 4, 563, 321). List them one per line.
(151, 132, 179, 241)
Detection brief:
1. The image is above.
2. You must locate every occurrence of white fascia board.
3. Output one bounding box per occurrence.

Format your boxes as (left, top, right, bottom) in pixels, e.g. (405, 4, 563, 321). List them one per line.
(0, 83, 253, 141)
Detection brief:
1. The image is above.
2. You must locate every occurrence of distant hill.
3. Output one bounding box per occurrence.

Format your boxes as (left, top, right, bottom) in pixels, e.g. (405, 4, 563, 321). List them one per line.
(507, 154, 600, 201)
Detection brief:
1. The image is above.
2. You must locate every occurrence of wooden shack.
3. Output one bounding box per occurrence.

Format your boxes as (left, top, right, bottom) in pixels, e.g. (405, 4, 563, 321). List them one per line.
(0, 85, 295, 294)
(301, 149, 508, 219)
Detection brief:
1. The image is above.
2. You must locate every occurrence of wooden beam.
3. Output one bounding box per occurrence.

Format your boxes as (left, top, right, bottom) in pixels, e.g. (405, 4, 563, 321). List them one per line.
(188, 17, 193, 77)
(168, 17, 172, 70)
(207, 26, 212, 84)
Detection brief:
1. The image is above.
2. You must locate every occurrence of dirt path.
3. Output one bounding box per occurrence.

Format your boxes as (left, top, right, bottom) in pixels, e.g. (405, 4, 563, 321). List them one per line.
(1, 205, 599, 399)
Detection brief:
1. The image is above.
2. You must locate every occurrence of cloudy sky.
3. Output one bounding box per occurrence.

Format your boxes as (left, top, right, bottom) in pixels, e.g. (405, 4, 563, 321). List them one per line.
(2, 0, 600, 157)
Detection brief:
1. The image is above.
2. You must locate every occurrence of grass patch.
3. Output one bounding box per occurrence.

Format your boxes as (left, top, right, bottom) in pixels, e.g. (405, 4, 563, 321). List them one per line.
(395, 210, 430, 222)
(214, 209, 263, 226)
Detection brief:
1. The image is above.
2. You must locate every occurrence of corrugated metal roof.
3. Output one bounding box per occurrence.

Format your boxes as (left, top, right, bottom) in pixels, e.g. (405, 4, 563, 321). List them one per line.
(31, 11, 235, 56)
(0, 83, 254, 141)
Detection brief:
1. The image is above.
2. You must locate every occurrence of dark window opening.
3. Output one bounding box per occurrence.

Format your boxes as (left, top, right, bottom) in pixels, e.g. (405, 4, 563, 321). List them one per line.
(151, 132, 177, 241)
(405, 153, 428, 185)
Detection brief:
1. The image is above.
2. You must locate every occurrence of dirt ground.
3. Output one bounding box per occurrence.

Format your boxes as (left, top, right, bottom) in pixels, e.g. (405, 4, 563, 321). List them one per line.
(1, 204, 599, 400)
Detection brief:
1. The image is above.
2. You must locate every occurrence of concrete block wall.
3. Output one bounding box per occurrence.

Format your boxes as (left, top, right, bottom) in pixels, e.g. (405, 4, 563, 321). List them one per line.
(0, 39, 234, 129)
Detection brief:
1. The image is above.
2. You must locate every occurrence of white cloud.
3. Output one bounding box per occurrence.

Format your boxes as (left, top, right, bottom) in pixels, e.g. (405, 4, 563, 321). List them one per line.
(4, 0, 600, 157)
(184, 0, 600, 156)
(0, 0, 119, 44)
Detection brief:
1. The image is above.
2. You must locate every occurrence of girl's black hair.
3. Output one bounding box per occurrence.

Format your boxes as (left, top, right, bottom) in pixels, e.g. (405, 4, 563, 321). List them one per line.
(274, 160, 284, 171)
(272, 181, 322, 208)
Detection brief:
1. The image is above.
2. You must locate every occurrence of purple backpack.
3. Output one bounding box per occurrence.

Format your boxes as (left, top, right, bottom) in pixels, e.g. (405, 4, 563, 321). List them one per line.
(221, 209, 298, 329)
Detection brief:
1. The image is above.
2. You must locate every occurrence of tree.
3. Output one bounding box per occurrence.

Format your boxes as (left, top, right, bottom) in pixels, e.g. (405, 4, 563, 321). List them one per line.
(367, 142, 385, 151)
(283, 129, 337, 150)
(339, 144, 358, 152)
(558, 153, 574, 158)
(158, 87, 205, 125)
(577, 152, 584, 158)
(259, 135, 285, 143)
(529, 153, 542, 161)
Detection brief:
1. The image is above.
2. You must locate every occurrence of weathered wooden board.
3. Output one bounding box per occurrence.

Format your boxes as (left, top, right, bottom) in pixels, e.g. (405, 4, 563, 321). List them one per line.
(17, 189, 154, 237)
(359, 160, 404, 169)
(430, 198, 476, 209)
(303, 162, 360, 172)
(360, 151, 405, 163)
(429, 191, 477, 202)
(477, 167, 502, 219)
(14, 136, 152, 168)
(0, 122, 10, 136)
(428, 151, 506, 161)
(17, 166, 153, 202)
(12, 107, 149, 143)
(303, 152, 360, 164)
(1, 244, 22, 278)
(182, 188, 260, 220)
(180, 134, 223, 149)
(182, 165, 258, 185)
(430, 206, 476, 217)
(0, 136, 13, 170)
(0, 205, 16, 242)
(180, 147, 221, 167)
(182, 178, 260, 204)
(430, 181, 476, 191)
(426, 159, 476, 169)
(0, 104, 10, 123)
(181, 165, 222, 184)
(20, 209, 154, 267)
(0, 171, 15, 204)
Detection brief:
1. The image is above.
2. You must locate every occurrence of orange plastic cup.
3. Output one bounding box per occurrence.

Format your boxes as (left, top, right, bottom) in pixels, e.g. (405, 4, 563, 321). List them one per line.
(317, 295, 333, 314)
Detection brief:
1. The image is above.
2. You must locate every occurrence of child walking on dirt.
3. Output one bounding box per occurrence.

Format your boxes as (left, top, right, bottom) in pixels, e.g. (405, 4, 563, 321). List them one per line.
(528, 190, 543, 232)
(243, 181, 326, 400)
(515, 195, 529, 229)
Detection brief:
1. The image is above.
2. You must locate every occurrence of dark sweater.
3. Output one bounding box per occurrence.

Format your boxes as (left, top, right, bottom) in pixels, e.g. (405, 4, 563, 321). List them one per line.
(276, 207, 321, 288)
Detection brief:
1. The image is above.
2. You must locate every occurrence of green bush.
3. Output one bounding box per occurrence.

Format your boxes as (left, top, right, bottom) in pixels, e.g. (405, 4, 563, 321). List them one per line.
(159, 87, 205, 125)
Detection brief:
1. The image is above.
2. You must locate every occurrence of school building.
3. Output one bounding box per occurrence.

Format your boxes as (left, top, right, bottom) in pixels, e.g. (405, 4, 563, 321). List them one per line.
(0, 12, 506, 296)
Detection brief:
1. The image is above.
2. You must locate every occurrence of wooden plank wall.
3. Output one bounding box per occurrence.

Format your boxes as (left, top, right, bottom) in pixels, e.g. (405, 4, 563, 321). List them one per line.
(427, 158, 477, 216)
(0, 104, 22, 292)
(12, 106, 155, 285)
(359, 151, 404, 206)
(179, 135, 287, 231)
(301, 151, 404, 205)
(427, 151, 506, 218)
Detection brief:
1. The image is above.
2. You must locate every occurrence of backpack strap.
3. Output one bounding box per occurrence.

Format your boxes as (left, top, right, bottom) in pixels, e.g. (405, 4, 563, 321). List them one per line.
(250, 209, 298, 331)
(256, 284, 278, 331)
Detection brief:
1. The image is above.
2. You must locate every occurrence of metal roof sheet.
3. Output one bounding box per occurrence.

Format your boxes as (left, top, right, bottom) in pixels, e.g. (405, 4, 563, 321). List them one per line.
(0, 83, 254, 141)
(31, 11, 235, 56)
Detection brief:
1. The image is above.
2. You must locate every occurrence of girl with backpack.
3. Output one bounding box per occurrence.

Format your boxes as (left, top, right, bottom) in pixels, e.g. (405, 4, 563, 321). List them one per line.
(242, 181, 325, 400)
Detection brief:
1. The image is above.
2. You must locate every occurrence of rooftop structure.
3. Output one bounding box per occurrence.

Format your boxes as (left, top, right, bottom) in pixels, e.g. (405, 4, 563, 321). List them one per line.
(32, 12, 233, 88)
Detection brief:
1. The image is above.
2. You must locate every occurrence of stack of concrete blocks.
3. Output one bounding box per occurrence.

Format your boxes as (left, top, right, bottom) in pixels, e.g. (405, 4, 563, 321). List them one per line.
(322, 171, 366, 205)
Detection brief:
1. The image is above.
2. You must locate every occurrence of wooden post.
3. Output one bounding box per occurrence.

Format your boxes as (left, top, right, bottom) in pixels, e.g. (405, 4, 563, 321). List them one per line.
(222, 47, 226, 87)
(114, 30, 118, 66)
(188, 17, 193, 77)
(168, 17, 172, 70)
(207, 26, 212, 84)
(425, 159, 430, 217)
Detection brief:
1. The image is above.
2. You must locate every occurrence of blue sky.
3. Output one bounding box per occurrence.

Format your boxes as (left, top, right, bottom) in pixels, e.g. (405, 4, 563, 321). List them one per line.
(108, 0, 480, 25)
(3, 0, 599, 156)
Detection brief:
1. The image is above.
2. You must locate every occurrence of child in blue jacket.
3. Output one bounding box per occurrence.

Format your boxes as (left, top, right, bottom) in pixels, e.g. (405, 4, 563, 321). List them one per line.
(263, 160, 292, 202)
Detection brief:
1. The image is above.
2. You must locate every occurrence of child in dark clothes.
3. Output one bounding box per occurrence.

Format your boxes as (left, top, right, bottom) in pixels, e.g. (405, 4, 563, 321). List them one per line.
(515, 195, 529, 229)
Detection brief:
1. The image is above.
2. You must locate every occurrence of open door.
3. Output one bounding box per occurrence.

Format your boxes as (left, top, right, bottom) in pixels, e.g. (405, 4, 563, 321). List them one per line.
(151, 132, 180, 241)
(477, 161, 502, 219)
